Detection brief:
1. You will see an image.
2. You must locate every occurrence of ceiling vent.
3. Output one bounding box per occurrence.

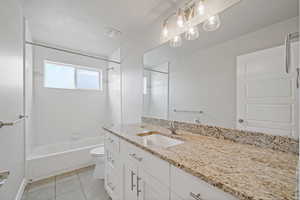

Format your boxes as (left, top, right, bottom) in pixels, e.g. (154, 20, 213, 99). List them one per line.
(104, 27, 122, 38)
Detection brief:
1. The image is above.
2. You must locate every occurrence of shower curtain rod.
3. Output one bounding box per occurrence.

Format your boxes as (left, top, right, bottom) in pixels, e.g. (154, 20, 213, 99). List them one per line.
(144, 67, 169, 74)
(25, 41, 121, 65)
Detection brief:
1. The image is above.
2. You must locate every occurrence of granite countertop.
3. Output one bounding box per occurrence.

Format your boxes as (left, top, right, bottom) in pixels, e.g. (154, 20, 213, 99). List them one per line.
(103, 124, 298, 200)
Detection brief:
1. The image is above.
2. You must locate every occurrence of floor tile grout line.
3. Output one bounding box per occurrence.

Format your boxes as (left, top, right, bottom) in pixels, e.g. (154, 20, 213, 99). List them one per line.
(77, 172, 88, 200)
(54, 176, 57, 200)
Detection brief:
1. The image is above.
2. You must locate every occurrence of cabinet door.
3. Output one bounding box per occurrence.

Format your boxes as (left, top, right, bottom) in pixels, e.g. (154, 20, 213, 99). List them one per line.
(138, 169, 169, 200)
(105, 142, 122, 199)
(124, 160, 138, 200)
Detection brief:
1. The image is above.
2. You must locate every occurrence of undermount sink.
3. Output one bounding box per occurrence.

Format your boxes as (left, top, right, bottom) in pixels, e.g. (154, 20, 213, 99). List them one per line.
(136, 131, 160, 137)
(137, 131, 184, 148)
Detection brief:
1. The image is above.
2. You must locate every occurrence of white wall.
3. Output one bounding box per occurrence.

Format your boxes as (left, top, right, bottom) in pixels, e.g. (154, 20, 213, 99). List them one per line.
(31, 46, 111, 148)
(25, 20, 34, 157)
(120, 41, 145, 124)
(108, 48, 122, 125)
(0, 0, 25, 199)
(168, 17, 299, 128)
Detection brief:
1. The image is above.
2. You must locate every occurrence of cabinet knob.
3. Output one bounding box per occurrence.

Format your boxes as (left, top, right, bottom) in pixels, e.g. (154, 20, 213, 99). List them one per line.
(190, 192, 203, 200)
(129, 153, 143, 162)
(107, 182, 115, 191)
(238, 118, 244, 123)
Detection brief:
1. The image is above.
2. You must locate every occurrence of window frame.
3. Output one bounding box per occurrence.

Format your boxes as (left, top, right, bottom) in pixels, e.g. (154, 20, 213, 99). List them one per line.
(43, 60, 103, 91)
(143, 76, 148, 95)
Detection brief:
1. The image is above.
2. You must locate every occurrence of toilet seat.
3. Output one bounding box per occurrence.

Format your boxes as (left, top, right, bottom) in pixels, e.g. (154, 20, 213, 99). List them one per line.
(90, 146, 104, 157)
(90, 146, 105, 179)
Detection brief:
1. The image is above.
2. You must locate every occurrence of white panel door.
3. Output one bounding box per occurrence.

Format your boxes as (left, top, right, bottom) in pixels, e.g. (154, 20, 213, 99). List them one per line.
(237, 43, 299, 138)
(0, 0, 25, 199)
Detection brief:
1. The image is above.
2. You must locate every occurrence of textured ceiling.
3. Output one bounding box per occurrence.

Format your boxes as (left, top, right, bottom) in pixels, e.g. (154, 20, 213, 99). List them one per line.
(23, 0, 183, 56)
(24, 0, 298, 57)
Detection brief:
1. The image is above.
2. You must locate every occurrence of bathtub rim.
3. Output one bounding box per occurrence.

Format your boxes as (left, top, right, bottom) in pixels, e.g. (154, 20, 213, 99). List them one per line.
(27, 143, 104, 161)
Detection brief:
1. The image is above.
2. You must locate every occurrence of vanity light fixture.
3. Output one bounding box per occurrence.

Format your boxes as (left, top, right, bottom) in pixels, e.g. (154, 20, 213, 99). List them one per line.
(160, 0, 240, 48)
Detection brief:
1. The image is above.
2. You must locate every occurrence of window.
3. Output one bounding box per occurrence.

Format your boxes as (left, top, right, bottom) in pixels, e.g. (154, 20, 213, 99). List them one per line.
(44, 62, 75, 89)
(44, 61, 102, 90)
(77, 69, 100, 90)
(143, 76, 147, 95)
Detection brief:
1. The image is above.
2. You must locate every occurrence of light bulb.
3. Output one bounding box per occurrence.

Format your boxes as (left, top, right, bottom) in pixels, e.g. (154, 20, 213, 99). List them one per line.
(161, 21, 169, 38)
(203, 15, 221, 31)
(198, 0, 205, 16)
(185, 22, 199, 40)
(162, 27, 168, 37)
(170, 35, 182, 48)
(176, 9, 185, 28)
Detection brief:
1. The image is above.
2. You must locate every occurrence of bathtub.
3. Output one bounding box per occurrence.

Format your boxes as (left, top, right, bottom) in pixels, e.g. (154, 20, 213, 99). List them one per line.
(26, 136, 104, 181)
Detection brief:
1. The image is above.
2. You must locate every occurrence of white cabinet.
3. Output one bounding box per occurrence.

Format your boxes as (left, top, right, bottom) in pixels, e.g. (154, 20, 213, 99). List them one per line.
(104, 131, 238, 200)
(105, 132, 120, 153)
(124, 158, 139, 200)
(123, 158, 169, 200)
(104, 132, 121, 200)
(120, 139, 170, 186)
(122, 139, 170, 200)
(138, 168, 169, 200)
(170, 166, 237, 200)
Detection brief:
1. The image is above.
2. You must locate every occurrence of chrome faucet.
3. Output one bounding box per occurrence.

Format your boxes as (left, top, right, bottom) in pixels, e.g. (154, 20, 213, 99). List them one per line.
(168, 121, 177, 135)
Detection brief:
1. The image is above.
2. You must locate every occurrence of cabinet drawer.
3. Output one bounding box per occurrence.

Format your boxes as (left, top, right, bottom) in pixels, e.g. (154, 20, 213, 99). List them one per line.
(170, 166, 237, 200)
(105, 132, 120, 154)
(121, 140, 170, 187)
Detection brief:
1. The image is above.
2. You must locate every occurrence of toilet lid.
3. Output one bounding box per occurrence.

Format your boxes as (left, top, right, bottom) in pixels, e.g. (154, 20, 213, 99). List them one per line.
(90, 147, 104, 156)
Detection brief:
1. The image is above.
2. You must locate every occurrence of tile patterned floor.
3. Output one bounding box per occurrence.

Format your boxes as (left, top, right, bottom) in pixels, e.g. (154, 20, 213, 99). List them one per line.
(22, 166, 110, 200)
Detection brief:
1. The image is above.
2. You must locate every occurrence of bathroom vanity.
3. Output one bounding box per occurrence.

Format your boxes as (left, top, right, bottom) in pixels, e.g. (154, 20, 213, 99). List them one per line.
(103, 122, 298, 200)
(104, 9, 300, 200)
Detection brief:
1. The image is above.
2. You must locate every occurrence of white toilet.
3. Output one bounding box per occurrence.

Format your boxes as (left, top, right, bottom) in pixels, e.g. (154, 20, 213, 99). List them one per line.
(90, 146, 105, 179)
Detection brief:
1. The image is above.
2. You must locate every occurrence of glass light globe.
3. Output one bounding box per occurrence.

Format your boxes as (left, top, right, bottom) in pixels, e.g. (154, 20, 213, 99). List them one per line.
(161, 22, 169, 38)
(203, 15, 221, 31)
(185, 23, 199, 40)
(162, 26, 168, 37)
(198, 0, 205, 16)
(170, 35, 182, 48)
(176, 9, 185, 28)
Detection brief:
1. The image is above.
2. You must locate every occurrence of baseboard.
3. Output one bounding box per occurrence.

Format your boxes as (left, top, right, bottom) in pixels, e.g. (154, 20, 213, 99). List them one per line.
(15, 178, 27, 200)
(29, 163, 94, 182)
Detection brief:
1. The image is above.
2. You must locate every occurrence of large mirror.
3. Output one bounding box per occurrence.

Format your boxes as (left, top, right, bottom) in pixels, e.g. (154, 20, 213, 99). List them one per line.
(143, 0, 299, 139)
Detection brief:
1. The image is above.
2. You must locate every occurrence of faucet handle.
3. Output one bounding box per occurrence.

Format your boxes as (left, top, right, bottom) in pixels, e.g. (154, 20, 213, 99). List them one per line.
(168, 121, 177, 135)
(169, 121, 174, 128)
